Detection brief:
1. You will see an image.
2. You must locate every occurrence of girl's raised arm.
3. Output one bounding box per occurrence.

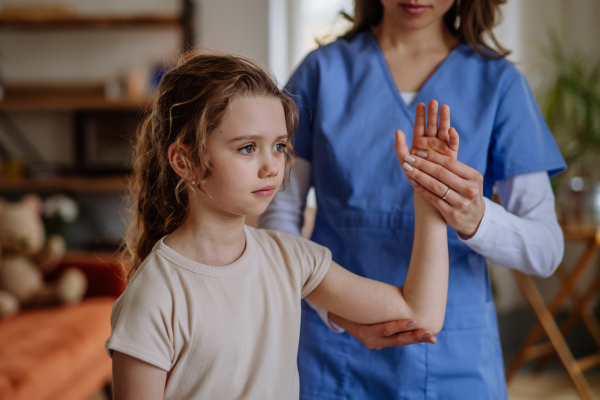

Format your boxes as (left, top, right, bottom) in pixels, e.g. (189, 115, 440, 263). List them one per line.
(305, 101, 454, 333)
(112, 351, 167, 400)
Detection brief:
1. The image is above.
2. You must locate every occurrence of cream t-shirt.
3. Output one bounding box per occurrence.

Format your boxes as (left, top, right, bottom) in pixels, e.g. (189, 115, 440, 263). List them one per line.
(105, 226, 332, 400)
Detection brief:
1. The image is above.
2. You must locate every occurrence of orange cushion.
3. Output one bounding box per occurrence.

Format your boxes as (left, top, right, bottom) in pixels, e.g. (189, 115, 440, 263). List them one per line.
(0, 297, 115, 400)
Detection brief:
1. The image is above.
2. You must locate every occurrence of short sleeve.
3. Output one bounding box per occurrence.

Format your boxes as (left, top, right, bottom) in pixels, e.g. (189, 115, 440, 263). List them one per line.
(267, 230, 332, 298)
(295, 237, 332, 298)
(489, 72, 566, 182)
(105, 260, 174, 371)
(285, 52, 321, 162)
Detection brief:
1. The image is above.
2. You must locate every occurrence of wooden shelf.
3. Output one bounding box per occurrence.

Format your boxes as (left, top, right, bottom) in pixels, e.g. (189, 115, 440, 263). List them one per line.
(0, 15, 181, 31)
(0, 83, 152, 111)
(562, 225, 600, 243)
(0, 176, 130, 192)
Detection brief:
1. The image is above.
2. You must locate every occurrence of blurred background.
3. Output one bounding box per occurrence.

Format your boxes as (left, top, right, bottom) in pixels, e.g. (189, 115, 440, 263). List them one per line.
(0, 0, 598, 399)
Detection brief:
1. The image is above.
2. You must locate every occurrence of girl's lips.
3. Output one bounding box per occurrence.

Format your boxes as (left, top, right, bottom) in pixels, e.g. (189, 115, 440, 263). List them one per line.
(253, 187, 275, 197)
(399, 3, 430, 15)
(253, 189, 274, 197)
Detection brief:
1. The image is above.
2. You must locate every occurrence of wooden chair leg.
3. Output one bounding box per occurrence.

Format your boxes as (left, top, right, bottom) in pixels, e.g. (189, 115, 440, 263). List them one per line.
(506, 242, 599, 382)
(512, 271, 596, 400)
(581, 308, 600, 348)
(534, 268, 600, 373)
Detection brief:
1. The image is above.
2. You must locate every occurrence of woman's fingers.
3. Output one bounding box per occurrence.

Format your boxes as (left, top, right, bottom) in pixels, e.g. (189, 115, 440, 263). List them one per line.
(402, 161, 457, 202)
(438, 104, 450, 142)
(410, 149, 475, 181)
(329, 313, 438, 349)
(407, 169, 454, 213)
(362, 329, 437, 349)
(371, 329, 438, 348)
(394, 130, 409, 164)
(404, 156, 467, 199)
(413, 102, 426, 138)
(449, 127, 459, 152)
(426, 100, 438, 137)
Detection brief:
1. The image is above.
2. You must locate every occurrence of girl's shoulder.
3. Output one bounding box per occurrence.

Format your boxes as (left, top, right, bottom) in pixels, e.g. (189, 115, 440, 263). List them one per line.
(246, 225, 313, 249)
(246, 226, 330, 263)
(246, 226, 332, 294)
(122, 248, 179, 299)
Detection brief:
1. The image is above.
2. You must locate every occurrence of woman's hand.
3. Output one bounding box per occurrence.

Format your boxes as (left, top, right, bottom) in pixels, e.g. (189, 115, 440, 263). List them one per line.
(404, 150, 485, 238)
(402, 100, 485, 238)
(328, 312, 437, 349)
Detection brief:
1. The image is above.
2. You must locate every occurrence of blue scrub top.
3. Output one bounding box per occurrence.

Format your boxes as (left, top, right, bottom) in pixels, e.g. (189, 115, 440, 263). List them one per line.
(286, 32, 565, 400)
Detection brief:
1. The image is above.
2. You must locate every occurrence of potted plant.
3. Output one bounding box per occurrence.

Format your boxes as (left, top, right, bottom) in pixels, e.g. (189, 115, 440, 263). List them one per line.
(537, 31, 600, 226)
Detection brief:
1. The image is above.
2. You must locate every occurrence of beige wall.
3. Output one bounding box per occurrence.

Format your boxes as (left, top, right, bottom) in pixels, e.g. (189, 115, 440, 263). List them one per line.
(495, 0, 600, 82)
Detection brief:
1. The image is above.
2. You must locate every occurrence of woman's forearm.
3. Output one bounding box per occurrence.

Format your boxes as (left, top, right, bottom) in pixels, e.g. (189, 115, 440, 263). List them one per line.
(460, 172, 563, 277)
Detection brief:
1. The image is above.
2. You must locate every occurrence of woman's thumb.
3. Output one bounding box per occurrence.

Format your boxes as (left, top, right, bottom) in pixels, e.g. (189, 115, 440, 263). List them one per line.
(394, 129, 408, 163)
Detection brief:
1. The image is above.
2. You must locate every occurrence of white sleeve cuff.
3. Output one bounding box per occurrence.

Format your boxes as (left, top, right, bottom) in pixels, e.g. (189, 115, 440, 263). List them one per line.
(457, 197, 497, 245)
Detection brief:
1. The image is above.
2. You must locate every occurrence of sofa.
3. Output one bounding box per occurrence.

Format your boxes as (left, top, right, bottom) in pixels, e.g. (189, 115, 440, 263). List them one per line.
(0, 252, 127, 400)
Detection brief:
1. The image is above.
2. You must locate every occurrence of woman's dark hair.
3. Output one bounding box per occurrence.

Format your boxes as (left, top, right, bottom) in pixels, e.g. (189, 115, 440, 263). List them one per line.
(340, 0, 510, 59)
(122, 52, 298, 278)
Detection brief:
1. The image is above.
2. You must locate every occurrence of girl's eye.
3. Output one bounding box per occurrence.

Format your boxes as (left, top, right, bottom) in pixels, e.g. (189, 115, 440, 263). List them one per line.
(240, 145, 255, 154)
(273, 143, 286, 152)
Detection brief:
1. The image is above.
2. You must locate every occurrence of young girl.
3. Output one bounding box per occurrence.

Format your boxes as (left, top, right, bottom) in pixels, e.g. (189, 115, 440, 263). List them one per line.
(106, 52, 458, 400)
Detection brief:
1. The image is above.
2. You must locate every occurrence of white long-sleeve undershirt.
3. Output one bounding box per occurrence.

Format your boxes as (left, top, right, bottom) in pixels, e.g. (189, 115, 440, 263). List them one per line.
(258, 157, 564, 331)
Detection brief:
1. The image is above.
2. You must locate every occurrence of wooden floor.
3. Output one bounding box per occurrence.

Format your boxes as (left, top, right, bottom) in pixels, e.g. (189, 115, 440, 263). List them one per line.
(508, 372, 600, 400)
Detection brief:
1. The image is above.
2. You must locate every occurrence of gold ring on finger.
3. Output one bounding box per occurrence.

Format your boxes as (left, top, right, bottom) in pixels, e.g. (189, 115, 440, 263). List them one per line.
(441, 187, 451, 201)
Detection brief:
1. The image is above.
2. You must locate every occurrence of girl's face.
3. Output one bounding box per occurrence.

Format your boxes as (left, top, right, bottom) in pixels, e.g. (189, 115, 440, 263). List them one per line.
(380, 0, 455, 31)
(198, 96, 288, 217)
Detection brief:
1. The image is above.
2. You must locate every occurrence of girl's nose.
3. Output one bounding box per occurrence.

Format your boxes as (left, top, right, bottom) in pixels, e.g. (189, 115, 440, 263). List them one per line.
(258, 152, 280, 178)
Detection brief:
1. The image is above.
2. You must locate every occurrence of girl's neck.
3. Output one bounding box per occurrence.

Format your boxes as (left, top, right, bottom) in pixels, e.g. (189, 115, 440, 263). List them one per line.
(373, 12, 458, 55)
(164, 199, 247, 267)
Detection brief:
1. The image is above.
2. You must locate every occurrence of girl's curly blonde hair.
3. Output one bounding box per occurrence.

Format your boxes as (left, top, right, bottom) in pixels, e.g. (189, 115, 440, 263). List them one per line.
(122, 52, 298, 278)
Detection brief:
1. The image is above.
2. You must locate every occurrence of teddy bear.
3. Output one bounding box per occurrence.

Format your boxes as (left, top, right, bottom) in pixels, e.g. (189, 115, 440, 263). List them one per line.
(0, 194, 88, 319)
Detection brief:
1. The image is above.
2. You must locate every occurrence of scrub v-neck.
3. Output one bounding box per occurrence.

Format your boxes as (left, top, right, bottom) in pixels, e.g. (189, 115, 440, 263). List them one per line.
(367, 31, 463, 118)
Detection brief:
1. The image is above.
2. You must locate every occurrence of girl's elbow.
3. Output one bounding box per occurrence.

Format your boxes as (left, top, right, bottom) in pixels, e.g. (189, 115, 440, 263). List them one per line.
(427, 318, 445, 335)
(415, 313, 445, 335)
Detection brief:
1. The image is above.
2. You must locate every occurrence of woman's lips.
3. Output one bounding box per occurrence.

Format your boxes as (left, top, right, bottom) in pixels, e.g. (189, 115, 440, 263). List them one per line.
(399, 3, 430, 15)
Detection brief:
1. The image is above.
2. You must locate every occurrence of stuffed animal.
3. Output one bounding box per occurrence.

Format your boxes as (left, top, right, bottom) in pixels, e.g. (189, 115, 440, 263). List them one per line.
(0, 195, 87, 319)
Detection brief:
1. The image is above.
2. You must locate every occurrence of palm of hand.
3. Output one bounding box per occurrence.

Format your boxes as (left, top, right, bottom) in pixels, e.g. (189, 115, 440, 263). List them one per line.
(409, 101, 459, 161)
(411, 135, 457, 161)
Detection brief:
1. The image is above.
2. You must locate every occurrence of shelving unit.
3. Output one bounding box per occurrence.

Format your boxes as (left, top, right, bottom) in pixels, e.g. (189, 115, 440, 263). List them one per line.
(0, 175, 129, 192)
(0, 83, 152, 112)
(0, 0, 194, 193)
(0, 0, 194, 50)
(0, 15, 182, 31)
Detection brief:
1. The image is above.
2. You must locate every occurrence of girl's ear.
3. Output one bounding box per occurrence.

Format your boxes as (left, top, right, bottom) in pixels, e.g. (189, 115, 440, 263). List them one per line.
(168, 142, 195, 181)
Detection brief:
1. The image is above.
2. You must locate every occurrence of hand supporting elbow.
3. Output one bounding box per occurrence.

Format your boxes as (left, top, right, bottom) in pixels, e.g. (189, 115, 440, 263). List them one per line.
(400, 287, 446, 335)
(414, 314, 445, 336)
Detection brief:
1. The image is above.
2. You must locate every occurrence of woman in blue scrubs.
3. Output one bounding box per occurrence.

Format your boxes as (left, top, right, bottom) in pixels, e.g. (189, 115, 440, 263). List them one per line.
(260, 0, 566, 398)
